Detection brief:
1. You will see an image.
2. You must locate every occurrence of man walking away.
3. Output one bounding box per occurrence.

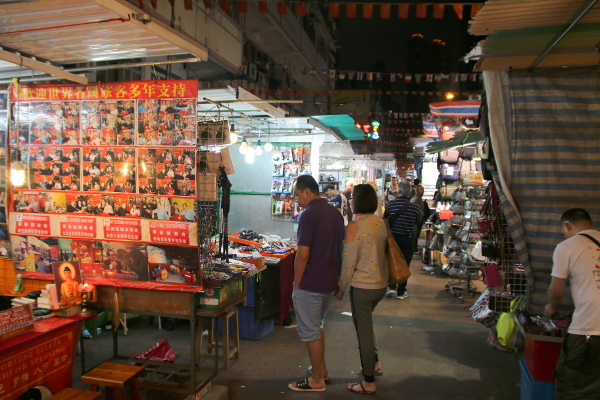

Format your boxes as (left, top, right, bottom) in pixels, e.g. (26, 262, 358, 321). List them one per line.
(288, 175, 345, 392)
(383, 180, 422, 299)
(325, 185, 348, 226)
(545, 208, 600, 400)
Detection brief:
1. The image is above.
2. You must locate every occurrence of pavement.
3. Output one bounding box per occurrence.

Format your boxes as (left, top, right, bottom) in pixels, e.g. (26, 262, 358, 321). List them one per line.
(72, 252, 521, 400)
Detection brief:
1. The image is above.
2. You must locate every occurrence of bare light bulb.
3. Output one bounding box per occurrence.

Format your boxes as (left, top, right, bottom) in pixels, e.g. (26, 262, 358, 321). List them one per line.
(229, 124, 238, 144)
(10, 160, 25, 187)
(264, 137, 273, 152)
(239, 137, 248, 154)
(255, 140, 263, 155)
(245, 147, 255, 163)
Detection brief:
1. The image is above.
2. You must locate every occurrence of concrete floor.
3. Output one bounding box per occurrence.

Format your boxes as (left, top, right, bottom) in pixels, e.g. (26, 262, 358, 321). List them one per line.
(72, 255, 521, 400)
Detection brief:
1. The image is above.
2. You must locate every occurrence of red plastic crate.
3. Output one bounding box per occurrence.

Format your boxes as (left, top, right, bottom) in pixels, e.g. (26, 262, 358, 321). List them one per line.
(524, 337, 563, 383)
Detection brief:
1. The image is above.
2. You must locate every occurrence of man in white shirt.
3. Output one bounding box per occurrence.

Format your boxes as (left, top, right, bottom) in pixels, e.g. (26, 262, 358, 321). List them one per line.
(325, 185, 348, 226)
(545, 208, 600, 399)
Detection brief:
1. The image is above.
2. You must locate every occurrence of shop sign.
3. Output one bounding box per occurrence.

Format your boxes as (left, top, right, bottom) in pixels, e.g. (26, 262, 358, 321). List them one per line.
(0, 304, 35, 342)
(10, 80, 198, 101)
(149, 221, 189, 245)
(59, 216, 96, 238)
(103, 219, 142, 241)
(0, 321, 77, 400)
(15, 214, 51, 236)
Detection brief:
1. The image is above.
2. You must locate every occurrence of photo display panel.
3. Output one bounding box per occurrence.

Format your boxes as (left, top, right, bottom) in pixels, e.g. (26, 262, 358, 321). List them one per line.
(8, 81, 201, 284)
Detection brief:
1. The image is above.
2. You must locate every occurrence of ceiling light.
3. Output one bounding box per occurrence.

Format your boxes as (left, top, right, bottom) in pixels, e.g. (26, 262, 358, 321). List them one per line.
(255, 139, 263, 155)
(239, 137, 248, 154)
(446, 93, 455, 100)
(229, 124, 238, 144)
(10, 159, 25, 187)
(264, 137, 273, 152)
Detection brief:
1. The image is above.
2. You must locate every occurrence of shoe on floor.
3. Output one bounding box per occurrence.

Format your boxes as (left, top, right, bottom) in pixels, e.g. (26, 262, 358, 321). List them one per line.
(385, 289, 395, 297)
(396, 293, 408, 299)
(347, 382, 376, 395)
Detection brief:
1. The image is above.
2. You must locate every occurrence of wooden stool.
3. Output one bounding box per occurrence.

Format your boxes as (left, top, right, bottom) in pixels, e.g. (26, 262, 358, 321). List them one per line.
(197, 306, 240, 369)
(81, 362, 145, 400)
(49, 388, 102, 400)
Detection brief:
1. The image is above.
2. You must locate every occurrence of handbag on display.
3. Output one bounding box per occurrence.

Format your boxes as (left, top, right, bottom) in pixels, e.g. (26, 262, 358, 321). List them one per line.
(497, 296, 524, 349)
(471, 241, 485, 260)
(482, 241, 498, 258)
(476, 216, 491, 233)
(385, 221, 411, 285)
(441, 163, 460, 182)
(469, 288, 496, 327)
(482, 263, 502, 287)
(439, 149, 460, 163)
(451, 214, 464, 225)
(459, 146, 476, 160)
(439, 209, 454, 220)
(450, 203, 464, 214)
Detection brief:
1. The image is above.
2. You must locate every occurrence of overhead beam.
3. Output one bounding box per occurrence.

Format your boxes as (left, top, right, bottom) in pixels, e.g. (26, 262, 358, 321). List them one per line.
(0, 49, 87, 84)
(91, 0, 209, 61)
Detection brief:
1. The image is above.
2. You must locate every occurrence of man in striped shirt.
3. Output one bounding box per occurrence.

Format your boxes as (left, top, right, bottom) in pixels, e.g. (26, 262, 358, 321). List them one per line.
(383, 180, 423, 299)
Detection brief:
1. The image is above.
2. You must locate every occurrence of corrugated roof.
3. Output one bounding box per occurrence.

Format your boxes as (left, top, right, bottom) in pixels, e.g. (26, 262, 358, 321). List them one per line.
(0, 0, 208, 78)
(470, 0, 600, 71)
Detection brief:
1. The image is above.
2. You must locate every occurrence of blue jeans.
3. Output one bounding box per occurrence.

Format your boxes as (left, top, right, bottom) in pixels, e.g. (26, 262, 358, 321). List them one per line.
(388, 234, 414, 295)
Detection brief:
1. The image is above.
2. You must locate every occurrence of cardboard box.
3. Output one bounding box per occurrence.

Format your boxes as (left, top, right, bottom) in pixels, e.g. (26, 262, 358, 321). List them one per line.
(197, 279, 243, 308)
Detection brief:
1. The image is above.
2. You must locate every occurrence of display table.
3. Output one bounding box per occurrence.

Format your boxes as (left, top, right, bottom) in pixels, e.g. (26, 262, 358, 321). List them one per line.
(0, 316, 83, 400)
(92, 277, 251, 397)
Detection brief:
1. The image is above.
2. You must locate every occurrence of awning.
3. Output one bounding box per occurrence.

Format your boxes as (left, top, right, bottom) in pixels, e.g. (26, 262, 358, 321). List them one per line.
(428, 101, 481, 117)
(197, 87, 286, 119)
(309, 115, 365, 141)
(0, 0, 209, 83)
(425, 130, 484, 153)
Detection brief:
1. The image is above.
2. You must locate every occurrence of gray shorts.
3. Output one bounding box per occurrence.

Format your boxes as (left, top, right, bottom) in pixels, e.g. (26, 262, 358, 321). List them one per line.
(292, 288, 334, 342)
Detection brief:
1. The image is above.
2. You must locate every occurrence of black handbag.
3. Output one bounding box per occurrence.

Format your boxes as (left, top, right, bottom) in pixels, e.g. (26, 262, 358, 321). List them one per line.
(481, 241, 498, 258)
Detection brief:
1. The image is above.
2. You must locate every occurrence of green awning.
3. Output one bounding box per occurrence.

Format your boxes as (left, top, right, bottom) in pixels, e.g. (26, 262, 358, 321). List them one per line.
(310, 114, 365, 141)
(426, 130, 484, 153)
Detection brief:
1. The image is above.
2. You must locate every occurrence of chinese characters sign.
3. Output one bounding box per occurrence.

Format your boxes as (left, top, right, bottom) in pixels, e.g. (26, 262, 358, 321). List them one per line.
(149, 221, 189, 245)
(59, 216, 97, 238)
(103, 219, 141, 241)
(15, 215, 51, 236)
(0, 304, 34, 342)
(10, 80, 198, 101)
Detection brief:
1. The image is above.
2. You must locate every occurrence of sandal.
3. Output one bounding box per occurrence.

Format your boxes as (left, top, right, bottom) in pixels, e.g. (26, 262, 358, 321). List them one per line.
(488, 340, 513, 353)
(347, 382, 376, 395)
(288, 378, 325, 392)
(307, 366, 329, 381)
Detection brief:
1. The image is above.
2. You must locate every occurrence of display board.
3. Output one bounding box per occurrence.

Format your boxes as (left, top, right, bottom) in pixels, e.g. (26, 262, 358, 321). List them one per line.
(7, 80, 201, 285)
(270, 144, 311, 222)
(0, 91, 8, 257)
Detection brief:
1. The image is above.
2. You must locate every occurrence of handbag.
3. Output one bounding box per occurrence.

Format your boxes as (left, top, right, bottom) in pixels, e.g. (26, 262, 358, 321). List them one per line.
(482, 263, 502, 287)
(476, 216, 491, 233)
(497, 296, 524, 349)
(482, 241, 498, 258)
(439, 209, 453, 220)
(385, 221, 411, 285)
(441, 163, 459, 182)
(439, 149, 460, 163)
(469, 288, 496, 327)
(459, 146, 476, 160)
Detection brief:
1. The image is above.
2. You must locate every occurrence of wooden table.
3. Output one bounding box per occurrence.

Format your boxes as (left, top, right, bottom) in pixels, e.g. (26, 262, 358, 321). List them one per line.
(93, 279, 248, 397)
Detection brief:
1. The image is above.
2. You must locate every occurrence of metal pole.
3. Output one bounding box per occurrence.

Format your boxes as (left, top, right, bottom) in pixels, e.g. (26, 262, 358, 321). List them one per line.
(529, 0, 600, 71)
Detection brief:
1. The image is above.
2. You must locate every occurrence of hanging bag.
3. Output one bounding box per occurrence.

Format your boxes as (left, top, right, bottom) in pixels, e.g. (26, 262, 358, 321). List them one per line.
(482, 263, 502, 287)
(496, 296, 524, 349)
(439, 149, 460, 163)
(469, 288, 495, 327)
(441, 163, 459, 182)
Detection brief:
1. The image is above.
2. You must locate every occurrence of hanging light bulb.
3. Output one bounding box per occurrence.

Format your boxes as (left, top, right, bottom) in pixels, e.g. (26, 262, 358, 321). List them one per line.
(264, 136, 273, 152)
(245, 139, 255, 163)
(10, 159, 25, 187)
(255, 139, 263, 155)
(239, 136, 248, 154)
(229, 123, 238, 144)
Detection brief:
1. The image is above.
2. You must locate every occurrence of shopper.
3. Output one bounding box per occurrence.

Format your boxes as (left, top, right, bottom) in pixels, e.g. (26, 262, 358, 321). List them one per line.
(342, 181, 354, 222)
(411, 185, 430, 255)
(410, 178, 421, 199)
(384, 180, 423, 299)
(385, 176, 400, 203)
(325, 185, 348, 225)
(544, 208, 600, 400)
(336, 184, 388, 395)
(288, 175, 345, 392)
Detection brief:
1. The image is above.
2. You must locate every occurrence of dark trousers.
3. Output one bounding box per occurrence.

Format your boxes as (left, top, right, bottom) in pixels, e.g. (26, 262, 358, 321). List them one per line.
(349, 286, 387, 383)
(555, 333, 600, 400)
(388, 234, 415, 295)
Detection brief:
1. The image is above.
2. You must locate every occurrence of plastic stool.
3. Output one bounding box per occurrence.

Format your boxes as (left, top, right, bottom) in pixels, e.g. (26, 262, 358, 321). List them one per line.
(198, 306, 240, 369)
(81, 362, 144, 400)
(49, 388, 102, 400)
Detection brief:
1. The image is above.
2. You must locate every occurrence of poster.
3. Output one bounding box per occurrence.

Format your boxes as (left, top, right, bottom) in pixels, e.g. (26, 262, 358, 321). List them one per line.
(8, 80, 200, 282)
(53, 261, 83, 308)
(149, 220, 190, 244)
(100, 241, 149, 281)
(147, 244, 198, 284)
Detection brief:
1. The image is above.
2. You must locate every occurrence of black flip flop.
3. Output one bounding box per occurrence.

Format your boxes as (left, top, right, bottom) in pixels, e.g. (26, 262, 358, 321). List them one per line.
(288, 378, 325, 392)
(307, 366, 330, 381)
(347, 382, 376, 395)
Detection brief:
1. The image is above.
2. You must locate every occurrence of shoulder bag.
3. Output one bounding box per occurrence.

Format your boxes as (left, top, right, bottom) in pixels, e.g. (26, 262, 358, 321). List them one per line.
(385, 220, 411, 285)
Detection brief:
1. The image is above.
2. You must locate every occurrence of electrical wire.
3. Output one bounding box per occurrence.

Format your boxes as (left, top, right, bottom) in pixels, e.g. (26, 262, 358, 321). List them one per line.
(0, 17, 131, 36)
